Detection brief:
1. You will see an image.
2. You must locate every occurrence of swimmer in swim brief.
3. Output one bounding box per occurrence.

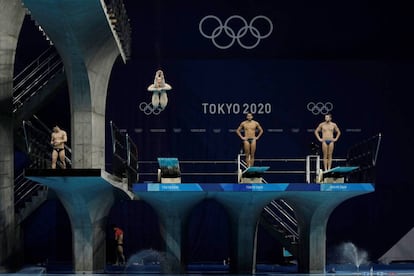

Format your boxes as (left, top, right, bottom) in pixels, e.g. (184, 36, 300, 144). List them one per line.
(324, 140, 332, 145)
(53, 148, 64, 154)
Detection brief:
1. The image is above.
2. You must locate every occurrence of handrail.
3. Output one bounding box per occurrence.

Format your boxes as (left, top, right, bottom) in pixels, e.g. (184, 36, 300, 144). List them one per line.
(346, 133, 381, 183)
(263, 206, 299, 239)
(13, 47, 55, 82)
(136, 158, 348, 177)
(12, 47, 66, 217)
(22, 117, 72, 169)
(373, 133, 381, 166)
(270, 200, 297, 226)
(137, 158, 347, 165)
(13, 52, 59, 93)
(32, 115, 72, 156)
(14, 165, 48, 213)
(13, 47, 64, 113)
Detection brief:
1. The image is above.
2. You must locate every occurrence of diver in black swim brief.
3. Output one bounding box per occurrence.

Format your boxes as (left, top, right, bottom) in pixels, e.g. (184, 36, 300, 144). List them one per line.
(51, 125, 68, 169)
(53, 148, 64, 153)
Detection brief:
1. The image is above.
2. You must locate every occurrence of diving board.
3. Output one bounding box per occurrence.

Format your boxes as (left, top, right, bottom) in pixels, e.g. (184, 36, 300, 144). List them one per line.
(242, 166, 270, 175)
(157, 157, 181, 183)
(239, 166, 270, 184)
(322, 166, 359, 183)
(158, 157, 179, 168)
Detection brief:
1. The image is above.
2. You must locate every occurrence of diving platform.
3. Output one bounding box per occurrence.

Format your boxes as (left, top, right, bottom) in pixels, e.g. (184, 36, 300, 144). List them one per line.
(23, 168, 374, 274)
(133, 182, 374, 274)
(24, 169, 134, 273)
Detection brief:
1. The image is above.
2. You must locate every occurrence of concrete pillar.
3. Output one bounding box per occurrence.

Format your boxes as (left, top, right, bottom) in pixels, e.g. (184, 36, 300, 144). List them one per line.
(21, 0, 123, 169)
(17, 0, 128, 271)
(286, 191, 365, 273)
(214, 192, 277, 274)
(0, 0, 26, 271)
(25, 170, 128, 272)
(132, 183, 374, 274)
(58, 190, 113, 273)
(134, 192, 206, 273)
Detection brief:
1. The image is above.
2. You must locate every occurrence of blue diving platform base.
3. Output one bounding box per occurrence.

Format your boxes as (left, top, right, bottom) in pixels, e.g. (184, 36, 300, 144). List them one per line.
(133, 182, 374, 274)
(23, 168, 374, 274)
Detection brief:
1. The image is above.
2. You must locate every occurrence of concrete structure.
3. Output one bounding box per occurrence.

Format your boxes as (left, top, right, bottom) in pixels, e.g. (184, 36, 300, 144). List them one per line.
(18, 175, 374, 274)
(0, 0, 26, 271)
(21, 0, 129, 169)
(25, 169, 134, 273)
(0, 0, 130, 272)
(132, 183, 374, 274)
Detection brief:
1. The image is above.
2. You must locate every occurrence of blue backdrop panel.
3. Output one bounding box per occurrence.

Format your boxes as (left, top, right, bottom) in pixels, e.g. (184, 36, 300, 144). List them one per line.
(106, 59, 386, 183)
(103, 1, 405, 184)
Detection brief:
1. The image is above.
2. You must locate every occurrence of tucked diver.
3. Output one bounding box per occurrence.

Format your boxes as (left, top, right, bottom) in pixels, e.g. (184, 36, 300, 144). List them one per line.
(147, 69, 172, 110)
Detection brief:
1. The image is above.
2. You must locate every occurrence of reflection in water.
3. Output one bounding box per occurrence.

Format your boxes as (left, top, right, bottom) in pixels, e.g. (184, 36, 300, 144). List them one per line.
(15, 266, 47, 274)
(122, 248, 180, 274)
(8, 258, 414, 275)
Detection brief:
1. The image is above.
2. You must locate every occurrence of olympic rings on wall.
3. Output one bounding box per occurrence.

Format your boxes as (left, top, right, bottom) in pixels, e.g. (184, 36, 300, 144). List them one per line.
(307, 102, 334, 115)
(139, 102, 163, 115)
(199, 15, 273, 49)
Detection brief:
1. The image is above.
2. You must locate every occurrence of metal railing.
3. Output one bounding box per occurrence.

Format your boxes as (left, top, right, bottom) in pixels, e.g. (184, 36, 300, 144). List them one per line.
(137, 157, 347, 183)
(14, 116, 73, 217)
(110, 121, 138, 186)
(22, 116, 72, 169)
(13, 47, 64, 113)
(12, 44, 65, 219)
(346, 133, 382, 183)
(136, 155, 350, 249)
(263, 200, 299, 242)
(14, 167, 48, 214)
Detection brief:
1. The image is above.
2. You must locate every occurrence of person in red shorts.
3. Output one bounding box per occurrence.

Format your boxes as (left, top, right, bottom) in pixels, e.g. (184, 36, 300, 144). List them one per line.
(113, 225, 126, 265)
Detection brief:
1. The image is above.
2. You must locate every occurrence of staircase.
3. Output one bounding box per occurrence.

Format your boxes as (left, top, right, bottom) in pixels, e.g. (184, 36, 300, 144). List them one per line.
(14, 169, 48, 224)
(13, 46, 66, 127)
(260, 199, 299, 257)
(12, 44, 68, 222)
(238, 157, 299, 257)
(13, 116, 73, 223)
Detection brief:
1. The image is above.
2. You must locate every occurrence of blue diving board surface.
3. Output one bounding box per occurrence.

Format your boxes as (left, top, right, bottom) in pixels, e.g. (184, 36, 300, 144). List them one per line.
(242, 166, 270, 174)
(133, 183, 374, 192)
(323, 166, 359, 177)
(157, 157, 179, 168)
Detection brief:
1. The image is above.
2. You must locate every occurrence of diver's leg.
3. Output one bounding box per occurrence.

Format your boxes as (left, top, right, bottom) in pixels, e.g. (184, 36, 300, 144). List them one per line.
(159, 92, 168, 109)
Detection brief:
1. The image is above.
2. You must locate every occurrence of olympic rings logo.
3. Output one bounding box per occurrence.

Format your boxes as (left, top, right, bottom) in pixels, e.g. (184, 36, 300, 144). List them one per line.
(307, 102, 334, 115)
(139, 102, 163, 115)
(199, 15, 273, 49)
